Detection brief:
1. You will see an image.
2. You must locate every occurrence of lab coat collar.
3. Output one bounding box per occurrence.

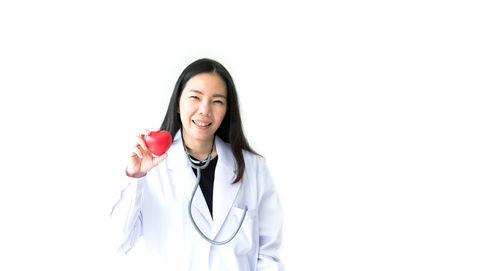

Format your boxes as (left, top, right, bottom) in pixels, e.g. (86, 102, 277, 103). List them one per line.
(166, 130, 236, 173)
(165, 130, 241, 239)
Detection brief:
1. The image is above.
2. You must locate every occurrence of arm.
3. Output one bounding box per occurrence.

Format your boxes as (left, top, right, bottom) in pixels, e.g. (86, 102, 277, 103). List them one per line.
(109, 129, 167, 254)
(257, 159, 283, 270)
(109, 170, 147, 254)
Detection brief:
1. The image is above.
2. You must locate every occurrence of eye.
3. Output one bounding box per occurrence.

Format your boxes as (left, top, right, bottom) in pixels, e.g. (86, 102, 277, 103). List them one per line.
(214, 100, 224, 105)
(189, 96, 200, 100)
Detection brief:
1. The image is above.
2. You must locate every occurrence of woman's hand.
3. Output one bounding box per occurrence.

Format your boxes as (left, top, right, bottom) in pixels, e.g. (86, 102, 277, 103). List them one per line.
(126, 129, 168, 178)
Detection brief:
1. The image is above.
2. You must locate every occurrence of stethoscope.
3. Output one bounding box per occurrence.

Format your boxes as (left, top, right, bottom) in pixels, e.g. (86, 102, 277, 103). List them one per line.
(183, 135, 248, 245)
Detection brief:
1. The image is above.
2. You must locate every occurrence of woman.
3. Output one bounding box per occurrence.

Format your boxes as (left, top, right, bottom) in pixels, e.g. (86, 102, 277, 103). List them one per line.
(111, 58, 283, 270)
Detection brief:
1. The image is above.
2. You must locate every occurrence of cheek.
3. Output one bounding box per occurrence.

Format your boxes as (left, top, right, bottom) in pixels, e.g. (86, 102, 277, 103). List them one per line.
(179, 104, 193, 124)
(179, 102, 194, 115)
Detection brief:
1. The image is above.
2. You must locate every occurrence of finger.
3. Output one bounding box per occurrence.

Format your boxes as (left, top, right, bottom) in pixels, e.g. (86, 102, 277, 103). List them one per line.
(136, 135, 148, 151)
(133, 146, 144, 159)
(153, 153, 168, 166)
(131, 147, 142, 159)
(141, 129, 151, 136)
(130, 150, 140, 159)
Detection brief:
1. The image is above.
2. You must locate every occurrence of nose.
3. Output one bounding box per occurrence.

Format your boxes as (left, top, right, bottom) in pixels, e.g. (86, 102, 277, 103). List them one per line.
(198, 100, 212, 116)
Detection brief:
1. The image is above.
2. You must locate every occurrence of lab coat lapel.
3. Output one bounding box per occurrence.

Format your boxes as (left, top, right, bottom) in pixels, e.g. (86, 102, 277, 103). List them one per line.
(212, 136, 240, 237)
(166, 131, 213, 232)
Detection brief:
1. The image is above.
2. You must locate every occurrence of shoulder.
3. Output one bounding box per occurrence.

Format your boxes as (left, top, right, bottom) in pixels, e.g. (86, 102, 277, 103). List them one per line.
(242, 149, 265, 170)
(241, 150, 273, 191)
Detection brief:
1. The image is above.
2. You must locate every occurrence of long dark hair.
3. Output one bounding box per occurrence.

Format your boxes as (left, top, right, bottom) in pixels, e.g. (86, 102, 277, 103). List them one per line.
(160, 58, 259, 183)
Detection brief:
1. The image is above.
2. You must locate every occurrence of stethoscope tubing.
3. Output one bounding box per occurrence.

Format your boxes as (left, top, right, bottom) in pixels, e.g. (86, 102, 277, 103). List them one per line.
(185, 144, 248, 245)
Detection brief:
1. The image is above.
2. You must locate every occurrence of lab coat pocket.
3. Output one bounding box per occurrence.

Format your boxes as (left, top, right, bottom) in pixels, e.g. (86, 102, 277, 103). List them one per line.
(228, 206, 256, 256)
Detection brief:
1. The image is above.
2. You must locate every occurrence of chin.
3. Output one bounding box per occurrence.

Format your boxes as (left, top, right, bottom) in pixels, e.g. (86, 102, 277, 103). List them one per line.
(190, 130, 215, 141)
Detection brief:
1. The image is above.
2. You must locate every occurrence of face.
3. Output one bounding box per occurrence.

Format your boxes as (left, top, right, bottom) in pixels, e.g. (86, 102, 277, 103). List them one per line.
(178, 72, 228, 145)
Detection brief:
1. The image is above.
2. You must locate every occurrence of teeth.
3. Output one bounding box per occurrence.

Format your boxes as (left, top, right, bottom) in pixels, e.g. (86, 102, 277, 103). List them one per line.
(194, 120, 210, 127)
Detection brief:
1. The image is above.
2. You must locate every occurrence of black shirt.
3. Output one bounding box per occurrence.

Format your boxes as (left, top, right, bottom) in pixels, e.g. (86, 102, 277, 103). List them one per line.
(191, 155, 218, 218)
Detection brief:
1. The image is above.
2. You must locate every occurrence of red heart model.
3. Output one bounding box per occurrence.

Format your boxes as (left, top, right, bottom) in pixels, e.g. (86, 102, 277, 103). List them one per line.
(144, 130, 172, 156)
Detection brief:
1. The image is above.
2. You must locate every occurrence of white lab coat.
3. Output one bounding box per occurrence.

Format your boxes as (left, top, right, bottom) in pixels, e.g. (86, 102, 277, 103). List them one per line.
(110, 131, 283, 270)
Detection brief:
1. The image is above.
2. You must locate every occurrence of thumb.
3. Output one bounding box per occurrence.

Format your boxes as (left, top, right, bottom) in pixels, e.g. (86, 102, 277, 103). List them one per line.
(153, 153, 168, 166)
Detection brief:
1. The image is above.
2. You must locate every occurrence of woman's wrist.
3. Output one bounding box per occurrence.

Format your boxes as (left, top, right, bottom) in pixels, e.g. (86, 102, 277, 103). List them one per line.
(125, 167, 146, 178)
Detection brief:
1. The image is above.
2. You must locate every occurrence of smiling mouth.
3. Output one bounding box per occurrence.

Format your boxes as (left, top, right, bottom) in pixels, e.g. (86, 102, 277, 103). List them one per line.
(193, 120, 212, 127)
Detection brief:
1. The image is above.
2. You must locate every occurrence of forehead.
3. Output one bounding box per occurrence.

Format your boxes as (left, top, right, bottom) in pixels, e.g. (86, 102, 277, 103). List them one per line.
(183, 72, 227, 96)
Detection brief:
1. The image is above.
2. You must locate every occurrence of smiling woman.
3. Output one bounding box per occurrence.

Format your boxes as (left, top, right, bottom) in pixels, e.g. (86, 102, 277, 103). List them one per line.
(111, 58, 283, 270)
(160, 59, 258, 184)
(178, 73, 228, 160)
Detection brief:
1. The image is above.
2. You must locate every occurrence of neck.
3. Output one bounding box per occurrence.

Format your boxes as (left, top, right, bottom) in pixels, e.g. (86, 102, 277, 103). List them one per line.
(182, 130, 216, 160)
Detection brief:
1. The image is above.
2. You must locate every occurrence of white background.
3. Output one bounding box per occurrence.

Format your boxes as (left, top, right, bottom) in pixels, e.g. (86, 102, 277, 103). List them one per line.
(1, 0, 499, 270)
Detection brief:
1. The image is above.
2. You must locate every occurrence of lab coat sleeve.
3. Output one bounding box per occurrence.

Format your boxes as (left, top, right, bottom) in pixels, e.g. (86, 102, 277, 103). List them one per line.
(256, 158, 283, 271)
(109, 171, 147, 254)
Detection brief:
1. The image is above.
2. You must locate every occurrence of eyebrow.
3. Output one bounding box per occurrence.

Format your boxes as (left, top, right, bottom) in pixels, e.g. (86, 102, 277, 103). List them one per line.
(188, 89, 226, 99)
